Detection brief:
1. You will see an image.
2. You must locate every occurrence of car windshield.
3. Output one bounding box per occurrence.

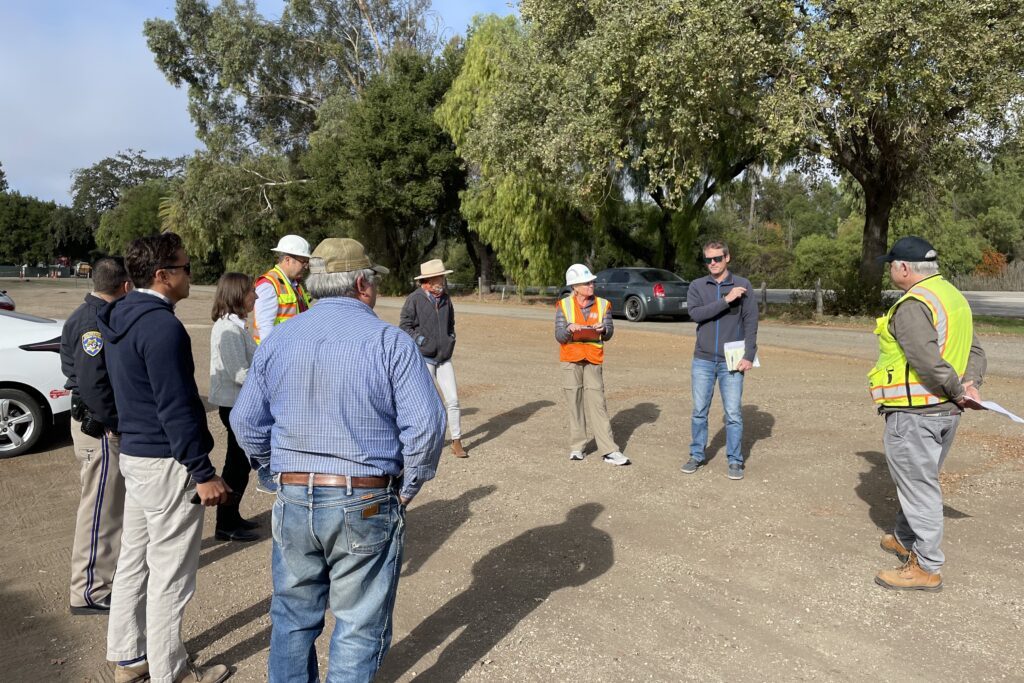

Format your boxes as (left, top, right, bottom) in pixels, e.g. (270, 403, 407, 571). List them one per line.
(637, 269, 684, 283)
(0, 310, 57, 324)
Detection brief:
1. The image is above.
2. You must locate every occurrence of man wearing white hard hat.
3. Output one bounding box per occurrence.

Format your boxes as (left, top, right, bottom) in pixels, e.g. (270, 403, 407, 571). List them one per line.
(253, 234, 313, 344)
(400, 259, 468, 457)
(554, 264, 629, 466)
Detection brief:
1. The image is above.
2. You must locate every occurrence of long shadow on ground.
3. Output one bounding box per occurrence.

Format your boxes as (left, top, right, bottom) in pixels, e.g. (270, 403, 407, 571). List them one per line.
(403, 484, 497, 578)
(376, 503, 614, 683)
(611, 402, 660, 451)
(461, 400, 556, 451)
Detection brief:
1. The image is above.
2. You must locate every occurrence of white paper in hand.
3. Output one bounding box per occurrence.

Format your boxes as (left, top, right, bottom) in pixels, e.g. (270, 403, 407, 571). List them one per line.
(963, 396, 1024, 424)
(723, 340, 760, 371)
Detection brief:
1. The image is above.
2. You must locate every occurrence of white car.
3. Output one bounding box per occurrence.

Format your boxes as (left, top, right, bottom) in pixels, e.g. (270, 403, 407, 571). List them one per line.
(0, 310, 71, 457)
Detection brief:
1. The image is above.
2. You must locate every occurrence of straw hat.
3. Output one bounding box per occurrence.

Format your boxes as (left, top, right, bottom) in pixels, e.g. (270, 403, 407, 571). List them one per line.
(414, 259, 454, 280)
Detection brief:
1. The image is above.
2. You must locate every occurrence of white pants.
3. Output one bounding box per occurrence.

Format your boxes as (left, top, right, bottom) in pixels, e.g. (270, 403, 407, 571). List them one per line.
(427, 360, 461, 439)
(106, 455, 204, 683)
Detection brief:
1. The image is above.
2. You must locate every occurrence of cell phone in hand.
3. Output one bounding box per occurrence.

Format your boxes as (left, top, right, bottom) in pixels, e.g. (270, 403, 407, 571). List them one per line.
(190, 491, 243, 505)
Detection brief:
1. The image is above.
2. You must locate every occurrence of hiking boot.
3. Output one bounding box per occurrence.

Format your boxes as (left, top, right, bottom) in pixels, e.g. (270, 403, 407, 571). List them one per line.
(602, 451, 630, 466)
(175, 663, 231, 683)
(880, 533, 910, 563)
(569, 450, 585, 461)
(875, 553, 942, 592)
(214, 527, 259, 542)
(451, 439, 468, 458)
(114, 661, 149, 683)
(727, 463, 744, 480)
(680, 457, 702, 474)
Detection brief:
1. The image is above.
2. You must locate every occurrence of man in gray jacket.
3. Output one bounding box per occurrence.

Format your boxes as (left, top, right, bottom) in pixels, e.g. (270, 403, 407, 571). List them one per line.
(681, 240, 759, 480)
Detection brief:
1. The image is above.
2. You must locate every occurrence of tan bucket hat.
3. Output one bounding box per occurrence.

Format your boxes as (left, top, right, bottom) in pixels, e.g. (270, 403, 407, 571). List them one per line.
(414, 259, 454, 280)
(309, 238, 389, 275)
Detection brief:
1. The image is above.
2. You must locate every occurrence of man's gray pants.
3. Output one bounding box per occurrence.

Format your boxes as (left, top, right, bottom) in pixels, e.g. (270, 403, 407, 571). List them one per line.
(883, 411, 960, 573)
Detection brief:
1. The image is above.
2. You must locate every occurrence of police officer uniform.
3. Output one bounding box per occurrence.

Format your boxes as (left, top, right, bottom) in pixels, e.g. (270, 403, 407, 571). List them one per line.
(60, 293, 126, 614)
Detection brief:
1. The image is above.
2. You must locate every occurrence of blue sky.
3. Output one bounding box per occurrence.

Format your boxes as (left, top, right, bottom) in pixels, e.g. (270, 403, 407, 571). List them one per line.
(0, 1, 513, 203)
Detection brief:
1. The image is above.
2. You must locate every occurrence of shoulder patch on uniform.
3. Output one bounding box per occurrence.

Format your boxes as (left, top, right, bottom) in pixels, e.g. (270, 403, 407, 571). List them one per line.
(81, 330, 103, 356)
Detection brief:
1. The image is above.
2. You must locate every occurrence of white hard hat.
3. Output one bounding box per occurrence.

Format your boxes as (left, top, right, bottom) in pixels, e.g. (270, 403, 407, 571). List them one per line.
(565, 263, 597, 286)
(271, 234, 312, 258)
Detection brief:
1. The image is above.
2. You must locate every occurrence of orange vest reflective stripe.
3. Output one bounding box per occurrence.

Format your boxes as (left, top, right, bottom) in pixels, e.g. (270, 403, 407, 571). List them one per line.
(252, 265, 312, 345)
(558, 296, 610, 364)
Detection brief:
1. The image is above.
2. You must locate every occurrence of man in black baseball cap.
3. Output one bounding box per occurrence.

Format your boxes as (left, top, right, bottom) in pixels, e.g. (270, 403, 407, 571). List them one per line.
(867, 234, 986, 592)
(876, 236, 939, 263)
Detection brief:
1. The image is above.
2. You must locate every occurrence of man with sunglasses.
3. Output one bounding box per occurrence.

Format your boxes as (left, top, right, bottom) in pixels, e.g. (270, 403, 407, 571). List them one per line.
(98, 233, 231, 683)
(681, 240, 759, 480)
(253, 234, 313, 344)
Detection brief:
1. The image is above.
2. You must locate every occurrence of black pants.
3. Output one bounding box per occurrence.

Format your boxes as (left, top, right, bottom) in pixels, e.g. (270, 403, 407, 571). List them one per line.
(217, 406, 251, 528)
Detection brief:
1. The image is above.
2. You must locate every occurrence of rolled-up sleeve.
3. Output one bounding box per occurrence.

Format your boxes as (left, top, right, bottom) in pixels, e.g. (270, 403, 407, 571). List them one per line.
(388, 333, 446, 500)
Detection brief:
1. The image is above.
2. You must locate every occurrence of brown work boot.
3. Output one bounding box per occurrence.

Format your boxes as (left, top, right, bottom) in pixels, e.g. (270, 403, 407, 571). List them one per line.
(174, 662, 231, 683)
(875, 553, 943, 592)
(113, 661, 149, 683)
(880, 533, 910, 563)
(451, 439, 468, 458)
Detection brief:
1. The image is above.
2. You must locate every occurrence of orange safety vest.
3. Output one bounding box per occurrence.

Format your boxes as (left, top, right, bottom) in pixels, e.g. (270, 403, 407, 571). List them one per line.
(558, 296, 611, 364)
(253, 265, 312, 344)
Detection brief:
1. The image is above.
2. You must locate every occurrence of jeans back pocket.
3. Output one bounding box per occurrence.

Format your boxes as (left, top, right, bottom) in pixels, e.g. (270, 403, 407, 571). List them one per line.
(344, 495, 394, 555)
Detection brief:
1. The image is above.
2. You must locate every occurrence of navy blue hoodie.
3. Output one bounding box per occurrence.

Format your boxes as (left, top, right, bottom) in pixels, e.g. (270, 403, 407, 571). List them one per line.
(97, 290, 215, 482)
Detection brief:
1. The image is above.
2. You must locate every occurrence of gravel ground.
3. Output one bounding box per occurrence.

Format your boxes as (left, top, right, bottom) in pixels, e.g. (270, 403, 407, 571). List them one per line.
(1, 279, 1022, 682)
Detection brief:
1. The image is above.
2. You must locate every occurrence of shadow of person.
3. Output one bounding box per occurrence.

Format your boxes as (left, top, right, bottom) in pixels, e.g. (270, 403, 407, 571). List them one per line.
(376, 503, 614, 683)
(186, 595, 271, 658)
(460, 400, 556, 450)
(403, 485, 497, 577)
(704, 403, 774, 464)
(610, 402, 660, 451)
(855, 450, 971, 532)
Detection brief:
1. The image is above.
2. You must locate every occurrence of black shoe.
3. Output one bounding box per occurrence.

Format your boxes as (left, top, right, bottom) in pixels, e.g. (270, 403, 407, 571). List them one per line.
(69, 601, 110, 616)
(236, 516, 259, 531)
(215, 527, 260, 542)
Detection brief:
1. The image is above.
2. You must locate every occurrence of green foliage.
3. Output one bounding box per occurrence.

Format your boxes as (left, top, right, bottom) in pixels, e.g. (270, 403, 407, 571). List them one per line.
(773, 0, 1024, 290)
(144, 0, 436, 153)
(789, 224, 863, 291)
(0, 192, 57, 264)
(889, 208, 986, 278)
(305, 49, 465, 290)
(70, 150, 184, 230)
(96, 180, 175, 254)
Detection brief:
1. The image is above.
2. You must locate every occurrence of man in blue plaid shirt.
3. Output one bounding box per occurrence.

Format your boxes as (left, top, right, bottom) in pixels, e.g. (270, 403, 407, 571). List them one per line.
(231, 237, 445, 683)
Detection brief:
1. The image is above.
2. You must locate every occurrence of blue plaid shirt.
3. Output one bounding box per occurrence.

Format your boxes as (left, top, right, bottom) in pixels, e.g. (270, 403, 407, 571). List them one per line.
(230, 297, 446, 500)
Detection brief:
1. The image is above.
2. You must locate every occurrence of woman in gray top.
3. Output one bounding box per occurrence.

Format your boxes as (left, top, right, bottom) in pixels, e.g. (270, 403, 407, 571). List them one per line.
(209, 272, 259, 541)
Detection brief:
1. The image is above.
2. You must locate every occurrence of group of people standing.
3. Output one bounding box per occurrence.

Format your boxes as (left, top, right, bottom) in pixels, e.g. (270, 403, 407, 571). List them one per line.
(57, 226, 987, 682)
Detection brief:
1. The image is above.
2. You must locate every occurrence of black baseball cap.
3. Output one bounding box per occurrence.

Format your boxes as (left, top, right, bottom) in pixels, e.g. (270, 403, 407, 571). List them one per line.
(877, 236, 938, 263)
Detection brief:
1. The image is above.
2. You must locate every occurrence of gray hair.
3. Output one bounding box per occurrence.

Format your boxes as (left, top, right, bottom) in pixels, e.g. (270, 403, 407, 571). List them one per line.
(893, 260, 940, 276)
(306, 268, 378, 299)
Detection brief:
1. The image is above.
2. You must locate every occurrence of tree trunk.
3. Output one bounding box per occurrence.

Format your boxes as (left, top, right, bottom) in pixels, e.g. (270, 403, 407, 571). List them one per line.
(860, 182, 896, 295)
(656, 207, 678, 270)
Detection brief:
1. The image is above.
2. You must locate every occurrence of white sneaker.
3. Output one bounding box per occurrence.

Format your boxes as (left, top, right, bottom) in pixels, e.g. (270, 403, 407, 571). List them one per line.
(569, 450, 585, 461)
(602, 451, 630, 466)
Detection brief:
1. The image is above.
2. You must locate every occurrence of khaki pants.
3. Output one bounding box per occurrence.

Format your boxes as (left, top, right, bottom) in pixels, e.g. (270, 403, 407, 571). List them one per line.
(107, 455, 204, 683)
(69, 420, 125, 608)
(561, 361, 618, 455)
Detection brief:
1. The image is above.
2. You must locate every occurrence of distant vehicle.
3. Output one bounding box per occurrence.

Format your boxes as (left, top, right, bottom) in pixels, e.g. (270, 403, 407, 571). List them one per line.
(74, 262, 92, 278)
(558, 267, 690, 322)
(0, 290, 13, 311)
(0, 310, 71, 457)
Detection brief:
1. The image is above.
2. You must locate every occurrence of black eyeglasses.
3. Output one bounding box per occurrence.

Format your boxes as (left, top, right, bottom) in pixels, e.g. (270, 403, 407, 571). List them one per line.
(703, 255, 725, 264)
(161, 262, 192, 275)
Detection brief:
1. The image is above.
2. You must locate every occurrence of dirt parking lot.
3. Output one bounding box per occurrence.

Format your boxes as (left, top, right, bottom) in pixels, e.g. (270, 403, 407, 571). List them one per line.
(1, 278, 1022, 682)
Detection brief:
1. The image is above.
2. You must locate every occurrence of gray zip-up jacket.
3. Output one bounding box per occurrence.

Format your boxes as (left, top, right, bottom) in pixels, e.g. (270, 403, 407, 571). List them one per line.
(687, 272, 759, 363)
(400, 288, 456, 364)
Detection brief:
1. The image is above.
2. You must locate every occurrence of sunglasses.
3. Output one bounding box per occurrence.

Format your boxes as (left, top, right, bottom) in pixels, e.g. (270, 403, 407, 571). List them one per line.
(703, 255, 725, 264)
(161, 262, 192, 276)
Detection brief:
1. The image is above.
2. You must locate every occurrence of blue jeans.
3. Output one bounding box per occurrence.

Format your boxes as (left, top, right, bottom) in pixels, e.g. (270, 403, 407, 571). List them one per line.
(690, 359, 745, 465)
(269, 483, 405, 683)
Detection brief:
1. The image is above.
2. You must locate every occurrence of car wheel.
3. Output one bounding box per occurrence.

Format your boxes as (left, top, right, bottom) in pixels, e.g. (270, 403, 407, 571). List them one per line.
(624, 296, 646, 322)
(0, 389, 44, 458)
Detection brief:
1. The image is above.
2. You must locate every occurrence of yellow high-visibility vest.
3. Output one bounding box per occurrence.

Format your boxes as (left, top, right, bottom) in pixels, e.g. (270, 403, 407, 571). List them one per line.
(253, 265, 312, 345)
(868, 275, 972, 407)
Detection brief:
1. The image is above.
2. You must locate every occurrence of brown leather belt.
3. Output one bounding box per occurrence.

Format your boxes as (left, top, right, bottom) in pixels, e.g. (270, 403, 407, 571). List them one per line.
(280, 473, 392, 489)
